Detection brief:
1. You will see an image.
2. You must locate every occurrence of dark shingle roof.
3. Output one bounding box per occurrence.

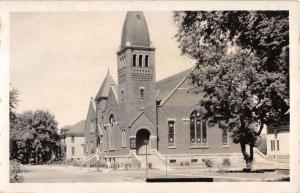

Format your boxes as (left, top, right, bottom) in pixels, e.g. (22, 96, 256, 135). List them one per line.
(121, 11, 150, 49)
(95, 70, 116, 101)
(62, 120, 86, 136)
(156, 68, 192, 102)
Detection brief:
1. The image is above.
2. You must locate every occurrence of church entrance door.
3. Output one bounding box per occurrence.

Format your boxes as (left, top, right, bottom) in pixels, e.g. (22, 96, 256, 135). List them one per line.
(136, 129, 151, 155)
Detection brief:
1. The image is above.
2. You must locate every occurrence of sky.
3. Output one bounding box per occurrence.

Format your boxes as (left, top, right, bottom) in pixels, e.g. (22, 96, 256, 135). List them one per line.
(10, 12, 194, 127)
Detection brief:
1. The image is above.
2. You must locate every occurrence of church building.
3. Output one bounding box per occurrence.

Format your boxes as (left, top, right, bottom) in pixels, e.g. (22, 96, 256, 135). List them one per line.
(84, 11, 242, 167)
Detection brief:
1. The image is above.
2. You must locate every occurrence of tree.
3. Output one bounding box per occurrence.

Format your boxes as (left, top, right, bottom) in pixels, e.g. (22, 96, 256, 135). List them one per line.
(10, 109, 61, 164)
(174, 11, 289, 169)
(9, 88, 20, 160)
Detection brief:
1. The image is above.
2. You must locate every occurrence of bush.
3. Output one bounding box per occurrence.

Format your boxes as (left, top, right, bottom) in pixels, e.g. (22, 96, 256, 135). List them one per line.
(10, 160, 24, 183)
(111, 162, 118, 170)
(180, 161, 190, 167)
(124, 163, 129, 170)
(222, 158, 231, 168)
(97, 161, 107, 168)
(204, 159, 214, 168)
(147, 162, 153, 169)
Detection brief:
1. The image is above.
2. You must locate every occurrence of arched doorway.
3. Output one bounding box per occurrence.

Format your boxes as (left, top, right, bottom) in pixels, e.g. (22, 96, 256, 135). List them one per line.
(136, 129, 151, 155)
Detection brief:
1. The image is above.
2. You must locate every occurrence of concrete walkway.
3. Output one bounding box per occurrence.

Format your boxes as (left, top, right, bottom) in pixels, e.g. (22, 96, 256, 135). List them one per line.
(21, 164, 289, 183)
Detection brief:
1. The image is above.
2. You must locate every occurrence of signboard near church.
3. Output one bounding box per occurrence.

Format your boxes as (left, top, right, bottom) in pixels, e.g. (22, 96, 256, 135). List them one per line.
(130, 137, 136, 149)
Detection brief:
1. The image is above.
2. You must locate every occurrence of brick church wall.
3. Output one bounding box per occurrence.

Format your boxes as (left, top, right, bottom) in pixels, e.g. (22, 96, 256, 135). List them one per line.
(157, 81, 240, 155)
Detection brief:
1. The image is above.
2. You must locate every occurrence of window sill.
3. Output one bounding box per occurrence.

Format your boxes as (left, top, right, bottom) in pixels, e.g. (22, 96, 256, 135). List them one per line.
(190, 146, 209, 149)
(109, 149, 117, 151)
(122, 146, 126, 148)
(168, 146, 176, 149)
(222, 145, 230, 148)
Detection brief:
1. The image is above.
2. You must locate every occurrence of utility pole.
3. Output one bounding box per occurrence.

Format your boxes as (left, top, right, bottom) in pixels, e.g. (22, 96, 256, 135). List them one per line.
(165, 155, 167, 176)
(145, 139, 148, 178)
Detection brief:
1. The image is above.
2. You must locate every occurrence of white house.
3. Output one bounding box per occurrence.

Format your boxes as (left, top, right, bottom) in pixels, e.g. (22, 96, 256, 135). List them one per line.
(266, 112, 289, 164)
(61, 120, 86, 161)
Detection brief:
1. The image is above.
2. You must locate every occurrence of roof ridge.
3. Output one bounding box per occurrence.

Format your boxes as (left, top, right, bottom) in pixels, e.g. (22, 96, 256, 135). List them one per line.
(159, 65, 196, 106)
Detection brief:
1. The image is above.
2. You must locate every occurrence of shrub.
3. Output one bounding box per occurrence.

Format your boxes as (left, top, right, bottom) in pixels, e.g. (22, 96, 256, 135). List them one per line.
(111, 162, 118, 170)
(222, 158, 231, 168)
(10, 160, 24, 183)
(184, 161, 190, 166)
(97, 161, 107, 168)
(204, 159, 214, 168)
(147, 162, 153, 169)
(180, 161, 190, 167)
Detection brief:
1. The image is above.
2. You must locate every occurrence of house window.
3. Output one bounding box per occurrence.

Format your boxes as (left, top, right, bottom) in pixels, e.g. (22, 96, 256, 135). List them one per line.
(222, 128, 229, 146)
(71, 136, 75, 143)
(139, 55, 143, 67)
(133, 54, 137, 67)
(145, 55, 149, 67)
(277, 140, 280, 151)
(168, 120, 175, 147)
(72, 147, 75, 156)
(190, 111, 207, 146)
(121, 129, 126, 147)
(271, 140, 275, 151)
(140, 87, 144, 99)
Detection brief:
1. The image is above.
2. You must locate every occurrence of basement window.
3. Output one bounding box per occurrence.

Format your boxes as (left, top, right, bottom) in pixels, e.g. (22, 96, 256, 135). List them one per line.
(191, 159, 198, 163)
(169, 159, 176, 164)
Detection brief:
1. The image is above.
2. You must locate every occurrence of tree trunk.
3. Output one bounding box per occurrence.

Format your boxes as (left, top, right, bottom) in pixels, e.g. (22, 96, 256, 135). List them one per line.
(249, 143, 254, 164)
(240, 142, 254, 170)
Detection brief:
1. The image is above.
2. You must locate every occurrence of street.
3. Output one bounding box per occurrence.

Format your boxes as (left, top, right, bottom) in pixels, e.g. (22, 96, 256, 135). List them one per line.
(21, 164, 289, 183)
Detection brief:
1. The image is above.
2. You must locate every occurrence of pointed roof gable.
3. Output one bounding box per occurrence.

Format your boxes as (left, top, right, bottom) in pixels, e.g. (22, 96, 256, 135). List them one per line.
(156, 67, 195, 106)
(95, 70, 116, 101)
(85, 98, 96, 128)
(128, 110, 156, 128)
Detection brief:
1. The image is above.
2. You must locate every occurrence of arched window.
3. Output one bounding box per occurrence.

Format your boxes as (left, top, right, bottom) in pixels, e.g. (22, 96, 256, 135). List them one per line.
(190, 111, 207, 146)
(121, 89, 124, 102)
(139, 55, 143, 67)
(133, 54, 137, 67)
(145, 55, 149, 67)
(121, 129, 126, 147)
(109, 114, 115, 149)
(109, 114, 115, 125)
(123, 57, 126, 66)
(140, 87, 144, 98)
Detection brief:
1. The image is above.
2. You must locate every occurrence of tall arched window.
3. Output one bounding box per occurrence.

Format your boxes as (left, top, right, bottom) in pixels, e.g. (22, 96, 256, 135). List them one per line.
(133, 54, 137, 67)
(145, 55, 149, 67)
(139, 55, 143, 67)
(190, 111, 207, 146)
(109, 114, 115, 149)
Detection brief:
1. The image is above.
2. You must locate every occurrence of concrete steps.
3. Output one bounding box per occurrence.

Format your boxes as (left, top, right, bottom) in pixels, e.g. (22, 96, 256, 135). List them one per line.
(135, 152, 167, 170)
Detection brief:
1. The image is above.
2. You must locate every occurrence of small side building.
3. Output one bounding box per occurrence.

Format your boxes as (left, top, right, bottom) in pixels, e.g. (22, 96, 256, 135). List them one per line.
(267, 112, 289, 164)
(61, 120, 86, 161)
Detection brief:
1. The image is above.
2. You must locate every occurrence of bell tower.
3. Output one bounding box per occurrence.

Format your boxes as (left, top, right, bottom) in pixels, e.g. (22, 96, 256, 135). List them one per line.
(117, 11, 156, 128)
